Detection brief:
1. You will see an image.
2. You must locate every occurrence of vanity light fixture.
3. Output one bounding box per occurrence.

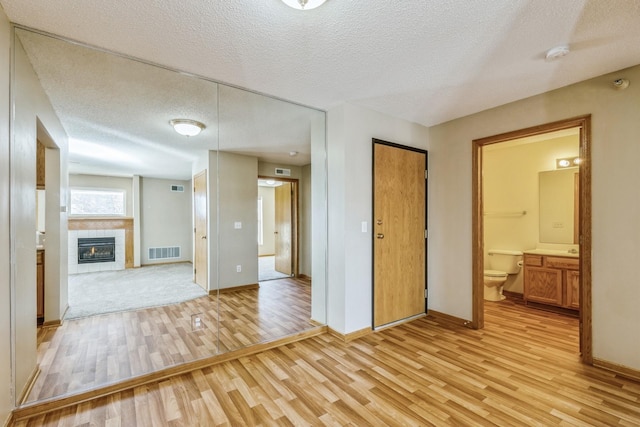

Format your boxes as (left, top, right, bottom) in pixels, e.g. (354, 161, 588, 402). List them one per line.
(556, 156, 580, 169)
(170, 119, 205, 137)
(281, 0, 327, 10)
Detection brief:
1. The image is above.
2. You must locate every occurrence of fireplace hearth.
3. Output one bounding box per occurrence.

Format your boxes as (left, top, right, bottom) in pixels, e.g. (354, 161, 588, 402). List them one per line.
(78, 237, 116, 264)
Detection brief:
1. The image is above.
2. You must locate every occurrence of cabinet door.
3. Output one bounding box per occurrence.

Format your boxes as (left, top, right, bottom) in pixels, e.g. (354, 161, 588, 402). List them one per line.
(565, 270, 580, 309)
(524, 267, 563, 306)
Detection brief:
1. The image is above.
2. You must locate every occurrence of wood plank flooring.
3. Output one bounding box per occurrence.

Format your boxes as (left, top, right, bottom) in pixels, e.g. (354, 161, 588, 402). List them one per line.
(15, 299, 640, 426)
(26, 277, 314, 403)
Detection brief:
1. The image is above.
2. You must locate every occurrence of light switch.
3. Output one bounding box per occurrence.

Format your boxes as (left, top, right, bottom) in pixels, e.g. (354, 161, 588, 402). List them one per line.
(234, 222, 242, 229)
(361, 221, 368, 233)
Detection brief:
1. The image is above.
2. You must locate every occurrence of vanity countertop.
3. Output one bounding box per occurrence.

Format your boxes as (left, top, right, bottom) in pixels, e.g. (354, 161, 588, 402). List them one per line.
(523, 248, 579, 258)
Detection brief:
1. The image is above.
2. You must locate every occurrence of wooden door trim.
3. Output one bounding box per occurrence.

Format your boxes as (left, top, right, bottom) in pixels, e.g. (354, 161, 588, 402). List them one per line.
(472, 115, 592, 364)
(372, 139, 428, 328)
(258, 175, 299, 277)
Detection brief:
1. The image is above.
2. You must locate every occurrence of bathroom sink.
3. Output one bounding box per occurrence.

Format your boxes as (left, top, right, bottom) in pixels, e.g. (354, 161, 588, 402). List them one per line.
(524, 248, 579, 258)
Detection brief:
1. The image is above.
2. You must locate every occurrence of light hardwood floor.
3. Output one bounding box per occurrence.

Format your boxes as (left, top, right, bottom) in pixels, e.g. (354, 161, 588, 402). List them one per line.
(26, 277, 314, 403)
(14, 299, 640, 426)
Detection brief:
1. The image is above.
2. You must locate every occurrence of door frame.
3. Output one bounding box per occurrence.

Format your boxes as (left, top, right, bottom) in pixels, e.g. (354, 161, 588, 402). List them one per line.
(472, 115, 592, 364)
(258, 175, 299, 278)
(193, 170, 208, 290)
(372, 138, 428, 328)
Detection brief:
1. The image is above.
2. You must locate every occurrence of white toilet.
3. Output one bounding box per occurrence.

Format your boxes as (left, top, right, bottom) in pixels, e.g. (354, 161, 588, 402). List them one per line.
(484, 249, 523, 301)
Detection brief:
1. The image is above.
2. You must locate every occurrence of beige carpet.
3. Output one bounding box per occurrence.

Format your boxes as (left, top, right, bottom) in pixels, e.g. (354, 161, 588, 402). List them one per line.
(66, 263, 207, 319)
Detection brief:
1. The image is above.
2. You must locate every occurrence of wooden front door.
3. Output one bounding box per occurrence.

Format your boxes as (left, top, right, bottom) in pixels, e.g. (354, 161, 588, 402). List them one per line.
(193, 171, 208, 290)
(275, 182, 293, 276)
(373, 140, 427, 328)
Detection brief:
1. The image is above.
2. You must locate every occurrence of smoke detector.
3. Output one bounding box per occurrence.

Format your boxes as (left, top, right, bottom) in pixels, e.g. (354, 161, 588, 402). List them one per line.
(613, 78, 630, 90)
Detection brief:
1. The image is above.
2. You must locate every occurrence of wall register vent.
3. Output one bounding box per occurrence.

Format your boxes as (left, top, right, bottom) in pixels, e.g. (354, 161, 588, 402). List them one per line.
(148, 246, 181, 260)
(275, 168, 291, 177)
(170, 185, 184, 192)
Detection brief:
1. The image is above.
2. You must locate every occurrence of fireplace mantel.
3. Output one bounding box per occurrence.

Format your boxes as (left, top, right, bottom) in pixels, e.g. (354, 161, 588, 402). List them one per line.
(68, 217, 134, 268)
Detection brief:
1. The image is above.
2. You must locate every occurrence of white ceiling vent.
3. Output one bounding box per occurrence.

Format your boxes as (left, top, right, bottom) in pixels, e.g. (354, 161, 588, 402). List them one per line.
(275, 168, 291, 177)
(170, 185, 184, 192)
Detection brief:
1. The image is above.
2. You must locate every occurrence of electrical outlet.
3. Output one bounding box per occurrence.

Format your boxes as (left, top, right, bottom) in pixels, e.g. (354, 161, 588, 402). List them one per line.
(236, 265, 242, 273)
(191, 313, 204, 331)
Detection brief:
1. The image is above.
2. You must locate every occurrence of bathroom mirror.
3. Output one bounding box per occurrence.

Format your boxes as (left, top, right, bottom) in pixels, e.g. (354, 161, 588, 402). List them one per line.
(539, 168, 578, 244)
(13, 26, 327, 406)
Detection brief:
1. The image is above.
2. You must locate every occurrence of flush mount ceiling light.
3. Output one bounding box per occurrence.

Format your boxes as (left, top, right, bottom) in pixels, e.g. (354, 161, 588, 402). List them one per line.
(545, 45, 570, 61)
(281, 0, 327, 10)
(170, 119, 205, 137)
(289, 151, 298, 157)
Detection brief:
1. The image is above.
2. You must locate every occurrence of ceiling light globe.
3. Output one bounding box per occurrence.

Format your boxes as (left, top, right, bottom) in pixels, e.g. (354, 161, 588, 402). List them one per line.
(281, 0, 327, 10)
(170, 119, 205, 137)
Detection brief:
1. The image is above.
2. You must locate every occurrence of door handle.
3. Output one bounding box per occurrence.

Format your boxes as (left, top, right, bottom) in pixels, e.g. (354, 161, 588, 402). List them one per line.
(377, 233, 384, 239)
(201, 236, 207, 239)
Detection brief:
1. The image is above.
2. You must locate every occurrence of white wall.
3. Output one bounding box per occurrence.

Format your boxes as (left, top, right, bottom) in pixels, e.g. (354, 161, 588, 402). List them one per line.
(300, 164, 312, 276)
(140, 177, 193, 264)
(68, 174, 133, 217)
(429, 64, 640, 371)
(218, 152, 259, 289)
(327, 103, 429, 334)
(12, 31, 69, 405)
(0, 8, 11, 424)
(483, 135, 579, 293)
(258, 186, 275, 256)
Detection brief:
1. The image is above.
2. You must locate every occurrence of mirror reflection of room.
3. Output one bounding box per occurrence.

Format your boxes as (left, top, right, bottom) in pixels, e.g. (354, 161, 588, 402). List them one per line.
(14, 27, 327, 407)
(482, 128, 580, 314)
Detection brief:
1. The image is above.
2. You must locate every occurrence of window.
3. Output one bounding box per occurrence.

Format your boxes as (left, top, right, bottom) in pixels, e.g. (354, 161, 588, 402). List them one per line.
(70, 188, 126, 216)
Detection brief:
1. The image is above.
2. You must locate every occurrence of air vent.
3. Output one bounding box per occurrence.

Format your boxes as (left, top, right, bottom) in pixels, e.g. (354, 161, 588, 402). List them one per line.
(170, 185, 184, 192)
(275, 168, 291, 177)
(148, 246, 181, 260)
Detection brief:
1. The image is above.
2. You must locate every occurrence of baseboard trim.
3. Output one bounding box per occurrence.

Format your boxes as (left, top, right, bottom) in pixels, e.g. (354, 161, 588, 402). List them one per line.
(42, 319, 62, 328)
(502, 290, 523, 302)
(593, 358, 640, 382)
(298, 274, 311, 281)
(209, 283, 260, 295)
(328, 327, 372, 343)
(12, 326, 327, 422)
(41, 304, 69, 329)
(16, 365, 40, 406)
(3, 412, 13, 427)
(427, 310, 473, 328)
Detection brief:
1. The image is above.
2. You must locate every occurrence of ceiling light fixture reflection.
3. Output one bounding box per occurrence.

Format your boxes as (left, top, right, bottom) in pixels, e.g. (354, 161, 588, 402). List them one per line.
(281, 0, 327, 10)
(170, 119, 205, 137)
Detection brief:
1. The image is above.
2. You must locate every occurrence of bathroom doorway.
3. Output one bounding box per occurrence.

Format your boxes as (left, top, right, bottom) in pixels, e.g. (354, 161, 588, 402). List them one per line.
(472, 115, 592, 364)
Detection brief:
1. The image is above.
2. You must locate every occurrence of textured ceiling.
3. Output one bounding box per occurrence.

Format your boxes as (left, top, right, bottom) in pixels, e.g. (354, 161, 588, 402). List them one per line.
(3, 0, 640, 178)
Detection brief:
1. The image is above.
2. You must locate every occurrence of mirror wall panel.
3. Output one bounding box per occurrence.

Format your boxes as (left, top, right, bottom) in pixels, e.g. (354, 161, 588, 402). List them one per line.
(13, 28, 221, 404)
(12, 26, 327, 406)
(217, 84, 326, 352)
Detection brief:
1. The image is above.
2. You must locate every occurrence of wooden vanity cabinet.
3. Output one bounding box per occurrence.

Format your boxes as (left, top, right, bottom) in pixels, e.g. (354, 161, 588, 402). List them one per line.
(523, 254, 579, 311)
(37, 250, 44, 323)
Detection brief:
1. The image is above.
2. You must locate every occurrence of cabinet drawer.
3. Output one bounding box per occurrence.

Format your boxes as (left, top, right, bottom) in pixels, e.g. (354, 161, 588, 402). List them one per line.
(524, 255, 543, 267)
(546, 256, 579, 270)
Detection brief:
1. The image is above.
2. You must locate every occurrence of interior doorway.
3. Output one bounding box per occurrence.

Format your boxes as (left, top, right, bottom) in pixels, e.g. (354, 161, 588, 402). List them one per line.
(258, 177, 298, 282)
(472, 115, 592, 364)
